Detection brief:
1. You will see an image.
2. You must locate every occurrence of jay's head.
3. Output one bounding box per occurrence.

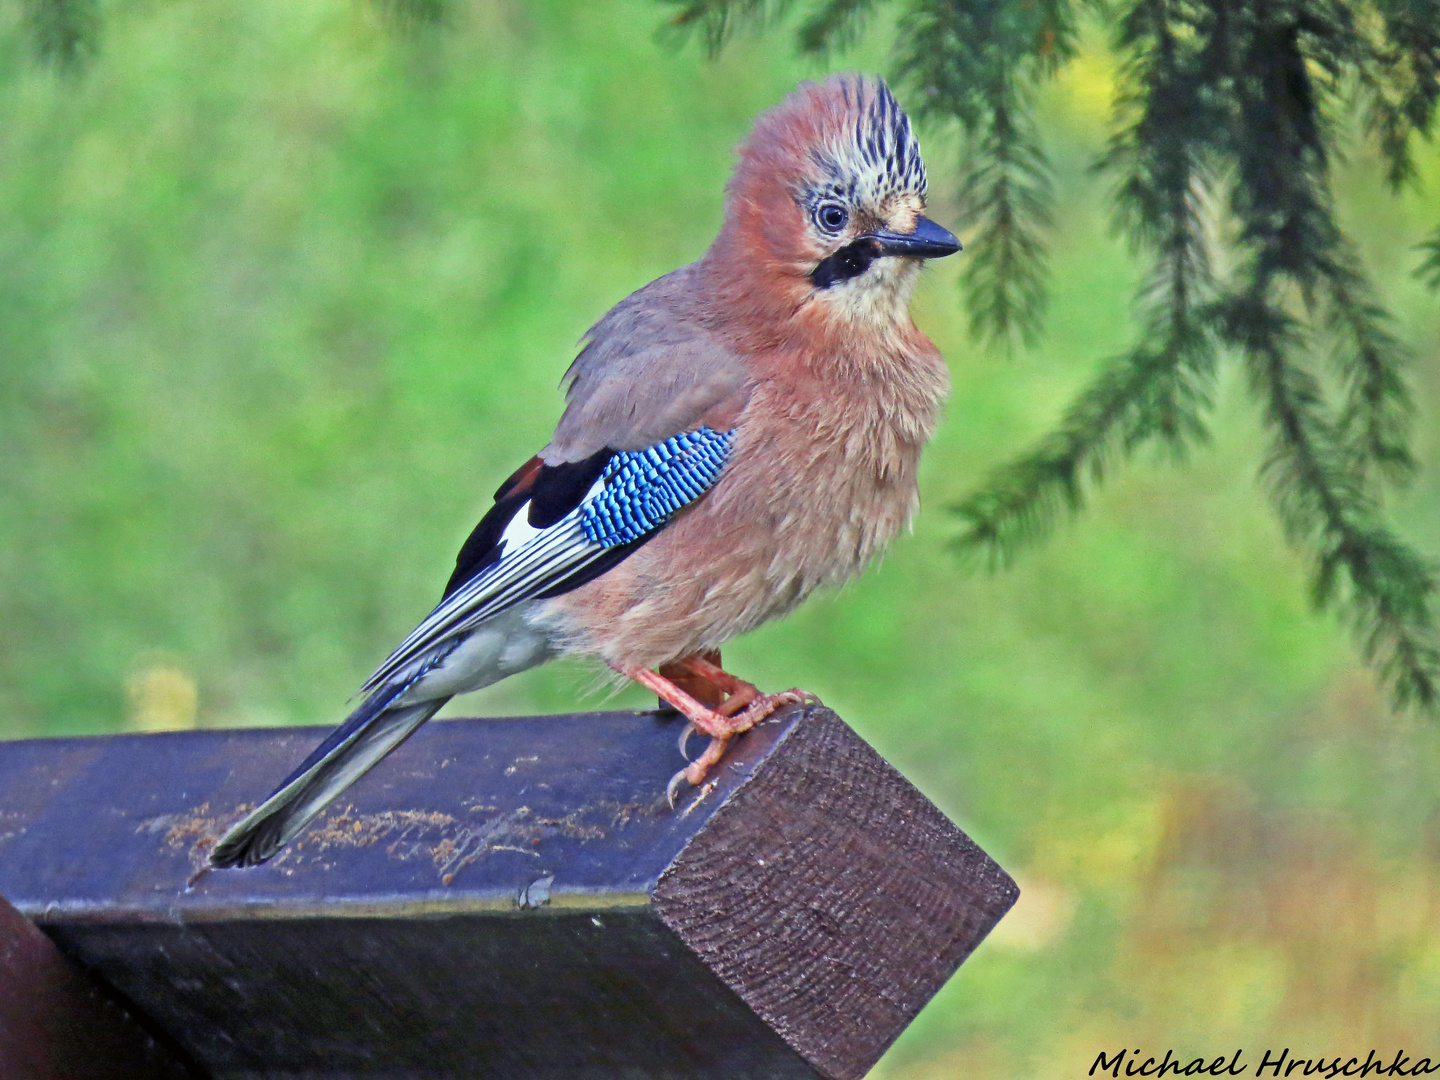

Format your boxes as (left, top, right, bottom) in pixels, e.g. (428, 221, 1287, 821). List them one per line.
(718, 74, 960, 328)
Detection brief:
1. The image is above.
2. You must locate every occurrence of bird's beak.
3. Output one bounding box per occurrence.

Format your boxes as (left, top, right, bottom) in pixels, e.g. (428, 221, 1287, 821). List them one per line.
(865, 216, 962, 259)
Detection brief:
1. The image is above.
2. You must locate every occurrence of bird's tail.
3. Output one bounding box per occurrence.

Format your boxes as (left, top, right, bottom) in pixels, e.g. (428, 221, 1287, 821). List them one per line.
(210, 686, 447, 868)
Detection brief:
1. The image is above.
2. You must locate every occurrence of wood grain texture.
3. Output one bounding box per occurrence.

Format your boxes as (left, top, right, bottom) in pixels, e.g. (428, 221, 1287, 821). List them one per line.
(47, 911, 817, 1080)
(655, 709, 1018, 1080)
(0, 706, 1014, 1079)
(0, 892, 194, 1080)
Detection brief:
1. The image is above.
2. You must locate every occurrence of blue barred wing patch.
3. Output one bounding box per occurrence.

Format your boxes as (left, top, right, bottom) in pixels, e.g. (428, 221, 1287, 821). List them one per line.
(581, 427, 733, 547)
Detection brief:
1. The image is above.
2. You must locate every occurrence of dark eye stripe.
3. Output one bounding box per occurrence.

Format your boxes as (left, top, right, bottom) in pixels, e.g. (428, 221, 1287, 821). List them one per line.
(810, 239, 876, 289)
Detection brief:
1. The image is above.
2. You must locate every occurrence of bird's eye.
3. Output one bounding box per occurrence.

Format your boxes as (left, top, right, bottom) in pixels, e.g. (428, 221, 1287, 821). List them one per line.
(816, 203, 849, 233)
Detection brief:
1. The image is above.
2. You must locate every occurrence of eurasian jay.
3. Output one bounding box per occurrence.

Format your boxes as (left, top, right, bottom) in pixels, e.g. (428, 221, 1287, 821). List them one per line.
(210, 74, 960, 868)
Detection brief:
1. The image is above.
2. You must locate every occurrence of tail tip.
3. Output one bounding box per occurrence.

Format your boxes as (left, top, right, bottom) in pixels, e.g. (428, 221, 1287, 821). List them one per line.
(209, 819, 281, 869)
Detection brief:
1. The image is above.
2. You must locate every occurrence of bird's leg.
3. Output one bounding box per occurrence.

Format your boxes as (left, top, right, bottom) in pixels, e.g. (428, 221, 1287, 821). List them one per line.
(617, 662, 818, 805)
(672, 653, 761, 717)
(656, 650, 727, 709)
(658, 651, 764, 760)
(656, 651, 730, 762)
(667, 653, 820, 730)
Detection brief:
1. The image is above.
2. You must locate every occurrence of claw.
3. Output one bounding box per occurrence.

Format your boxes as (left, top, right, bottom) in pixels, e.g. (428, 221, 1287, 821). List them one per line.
(666, 767, 688, 808)
(619, 662, 819, 810)
(677, 721, 697, 762)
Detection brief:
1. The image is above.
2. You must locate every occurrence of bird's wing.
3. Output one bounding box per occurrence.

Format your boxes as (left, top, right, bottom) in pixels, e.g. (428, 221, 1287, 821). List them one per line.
(361, 426, 735, 694)
(213, 276, 749, 869)
(214, 421, 738, 867)
(543, 269, 751, 462)
(363, 274, 749, 694)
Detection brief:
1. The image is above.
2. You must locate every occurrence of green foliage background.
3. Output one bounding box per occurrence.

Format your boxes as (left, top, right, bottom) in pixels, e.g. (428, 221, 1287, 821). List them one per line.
(3, 0, 1440, 1073)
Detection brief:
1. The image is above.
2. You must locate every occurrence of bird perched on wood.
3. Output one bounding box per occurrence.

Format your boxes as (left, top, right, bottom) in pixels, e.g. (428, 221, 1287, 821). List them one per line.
(210, 73, 960, 869)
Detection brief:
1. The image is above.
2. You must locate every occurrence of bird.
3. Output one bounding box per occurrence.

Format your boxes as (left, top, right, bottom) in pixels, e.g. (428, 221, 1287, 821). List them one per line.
(209, 73, 961, 869)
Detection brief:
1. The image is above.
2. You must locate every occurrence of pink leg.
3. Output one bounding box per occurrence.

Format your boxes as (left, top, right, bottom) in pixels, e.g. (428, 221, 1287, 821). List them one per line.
(657, 650, 727, 709)
(618, 664, 818, 804)
(675, 654, 762, 717)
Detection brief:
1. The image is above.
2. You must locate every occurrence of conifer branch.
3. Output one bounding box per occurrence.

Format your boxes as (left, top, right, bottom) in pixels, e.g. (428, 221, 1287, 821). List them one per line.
(952, 318, 1214, 565)
(896, 0, 1438, 708)
(1217, 0, 1415, 493)
(895, 0, 1073, 350)
(1318, 246, 1415, 487)
(374, 0, 450, 30)
(658, 0, 786, 56)
(956, 0, 1218, 561)
(1421, 227, 1440, 289)
(1361, 0, 1440, 187)
(22, 0, 97, 66)
(950, 89, 1054, 350)
(1221, 285, 1440, 710)
(1213, 0, 1439, 709)
(795, 0, 882, 54)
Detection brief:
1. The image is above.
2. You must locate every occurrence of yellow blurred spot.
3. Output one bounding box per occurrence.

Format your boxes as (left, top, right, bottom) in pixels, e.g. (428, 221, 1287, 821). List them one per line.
(987, 875, 1075, 950)
(1034, 794, 1168, 889)
(126, 661, 199, 731)
(1057, 47, 1118, 128)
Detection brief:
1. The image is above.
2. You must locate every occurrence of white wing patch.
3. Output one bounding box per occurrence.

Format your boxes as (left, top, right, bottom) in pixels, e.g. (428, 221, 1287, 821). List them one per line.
(361, 483, 608, 694)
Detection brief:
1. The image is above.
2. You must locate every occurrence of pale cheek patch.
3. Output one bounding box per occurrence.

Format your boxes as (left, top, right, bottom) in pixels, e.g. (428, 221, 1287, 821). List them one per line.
(815, 257, 922, 327)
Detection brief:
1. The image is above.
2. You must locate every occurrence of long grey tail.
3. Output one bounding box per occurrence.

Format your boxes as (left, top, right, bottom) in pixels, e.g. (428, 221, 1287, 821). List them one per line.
(210, 687, 448, 868)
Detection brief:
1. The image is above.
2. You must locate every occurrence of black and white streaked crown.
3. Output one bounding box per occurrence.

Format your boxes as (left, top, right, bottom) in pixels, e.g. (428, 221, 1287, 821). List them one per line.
(808, 76, 928, 209)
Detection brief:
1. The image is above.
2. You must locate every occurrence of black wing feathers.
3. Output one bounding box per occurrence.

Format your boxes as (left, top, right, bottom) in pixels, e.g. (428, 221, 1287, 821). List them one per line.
(278, 677, 414, 786)
(443, 487, 529, 599)
(442, 448, 613, 602)
(532, 536, 646, 600)
(527, 450, 610, 528)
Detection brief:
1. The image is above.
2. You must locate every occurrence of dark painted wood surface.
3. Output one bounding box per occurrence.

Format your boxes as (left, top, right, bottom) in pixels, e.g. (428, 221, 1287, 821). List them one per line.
(0, 892, 194, 1080)
(0, 706, 1017, 1079)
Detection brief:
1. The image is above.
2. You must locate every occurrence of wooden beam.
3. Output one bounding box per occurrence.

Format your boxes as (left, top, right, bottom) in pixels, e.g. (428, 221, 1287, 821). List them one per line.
(0, 892, 194, 1079)
(0, 705, 1016, 1080)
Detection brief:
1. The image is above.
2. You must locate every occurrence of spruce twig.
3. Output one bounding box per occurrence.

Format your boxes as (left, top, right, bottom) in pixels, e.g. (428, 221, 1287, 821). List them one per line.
(957, 0, 1219, 559)
(796, 0, 882, 54)
(1222, 284, 1440, 710)
(1318, 246, 1415, 488)
(1361, 0, 1440, 188)
(952, 321, 1214, 566)
(22, 0, 98, 67)
(895, 0, 1073, 350)
(949, 87, 1054, 351)
(1420, 227, 1440, 289)
(1206, 0, 1436, 710)
(658, 0, 788, 56)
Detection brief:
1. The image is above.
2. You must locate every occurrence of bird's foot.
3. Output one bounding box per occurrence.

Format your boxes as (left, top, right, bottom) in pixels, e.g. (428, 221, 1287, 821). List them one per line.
(670, 688, 814, 799)
(618, 662, 818, 806)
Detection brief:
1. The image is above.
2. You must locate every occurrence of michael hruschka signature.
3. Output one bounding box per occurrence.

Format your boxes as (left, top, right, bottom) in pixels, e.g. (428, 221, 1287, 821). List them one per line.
(1090, 1048, 1439, 1077)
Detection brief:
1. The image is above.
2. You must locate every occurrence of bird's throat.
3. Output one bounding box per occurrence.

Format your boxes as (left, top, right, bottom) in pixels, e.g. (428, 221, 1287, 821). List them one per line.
(807, 252, 922, 339)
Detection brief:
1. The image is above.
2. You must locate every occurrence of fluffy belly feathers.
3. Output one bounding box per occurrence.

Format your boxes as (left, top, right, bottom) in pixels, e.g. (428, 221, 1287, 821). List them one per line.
(536, 359, 947, 669)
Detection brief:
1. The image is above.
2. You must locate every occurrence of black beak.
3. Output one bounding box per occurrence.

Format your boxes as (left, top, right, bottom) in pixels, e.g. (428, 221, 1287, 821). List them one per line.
(865, 216, 962, 259)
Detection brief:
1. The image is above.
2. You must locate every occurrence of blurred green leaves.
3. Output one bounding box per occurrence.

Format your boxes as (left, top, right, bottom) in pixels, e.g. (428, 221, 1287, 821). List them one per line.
(4, 2, 1440, 1074)
(22, 0, 97, 67)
